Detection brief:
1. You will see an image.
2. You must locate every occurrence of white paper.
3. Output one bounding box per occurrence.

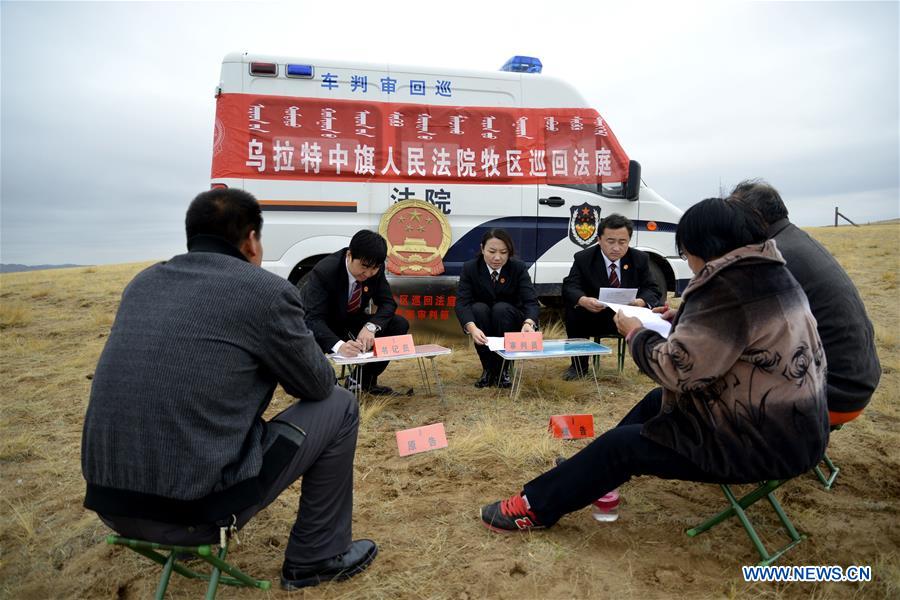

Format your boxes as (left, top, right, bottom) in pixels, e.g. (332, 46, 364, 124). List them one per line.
(332, 350, 374, 361)
(598, 287, 637, 304)
(486, 337, 505, 351)
(605, 302, 672, 339)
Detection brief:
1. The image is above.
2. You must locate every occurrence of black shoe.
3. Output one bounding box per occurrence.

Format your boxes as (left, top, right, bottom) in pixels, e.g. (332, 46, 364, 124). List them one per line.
(475, 369, 493, 388)
(496, 370, 512, 388)
(363, 383, 395, 396)
(562, 365, 588, 381)
(280, 539, 378, 590)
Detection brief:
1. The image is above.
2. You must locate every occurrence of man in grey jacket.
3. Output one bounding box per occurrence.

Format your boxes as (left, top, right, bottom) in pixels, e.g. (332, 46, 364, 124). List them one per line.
(81, 188, 376, 590)
(729, 180, 881, 423)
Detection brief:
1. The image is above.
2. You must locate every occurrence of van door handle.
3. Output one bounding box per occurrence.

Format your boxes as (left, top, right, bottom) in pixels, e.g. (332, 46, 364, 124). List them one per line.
(539, 196, 565, 207)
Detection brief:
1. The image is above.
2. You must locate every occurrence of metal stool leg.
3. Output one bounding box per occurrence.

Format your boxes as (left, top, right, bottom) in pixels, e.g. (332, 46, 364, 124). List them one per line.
(155, 552, 176, 600)
(814, 453, 840, 489)
(685, 481, 805, 566)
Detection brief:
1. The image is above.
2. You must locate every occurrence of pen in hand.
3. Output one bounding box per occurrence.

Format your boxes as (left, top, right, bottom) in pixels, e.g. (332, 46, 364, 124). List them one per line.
(345, 330, 366, 354)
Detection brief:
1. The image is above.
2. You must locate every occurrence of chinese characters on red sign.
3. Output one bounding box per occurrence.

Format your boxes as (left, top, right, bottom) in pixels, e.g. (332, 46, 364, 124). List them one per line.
(393, 294, 455, 321)
(212, 94, 630, 185)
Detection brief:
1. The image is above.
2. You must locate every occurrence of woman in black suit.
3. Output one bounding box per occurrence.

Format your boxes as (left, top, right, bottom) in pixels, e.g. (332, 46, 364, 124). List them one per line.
(455, 229, 540, 388)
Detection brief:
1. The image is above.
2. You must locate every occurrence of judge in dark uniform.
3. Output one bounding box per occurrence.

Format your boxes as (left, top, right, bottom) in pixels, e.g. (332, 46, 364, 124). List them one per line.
(561, 214, 662, 380)
(300, 230, 409, 395)
(456, 229, 540, 388)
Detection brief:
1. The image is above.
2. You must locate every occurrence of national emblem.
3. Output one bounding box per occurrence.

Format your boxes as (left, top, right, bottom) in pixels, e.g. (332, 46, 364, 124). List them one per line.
(379, 199, 452, 276)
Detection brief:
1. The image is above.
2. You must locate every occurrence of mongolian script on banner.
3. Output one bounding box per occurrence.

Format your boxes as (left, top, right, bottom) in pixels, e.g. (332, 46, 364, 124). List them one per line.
(211, 94, 630, 185)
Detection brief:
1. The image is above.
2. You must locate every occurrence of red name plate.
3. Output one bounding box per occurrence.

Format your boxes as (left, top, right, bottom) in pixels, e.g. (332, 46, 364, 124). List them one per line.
(504, 331, 543, 352)
(396, 423, 449, 457)
(374, 334, 416, 357)
(548, 415, 595, 439)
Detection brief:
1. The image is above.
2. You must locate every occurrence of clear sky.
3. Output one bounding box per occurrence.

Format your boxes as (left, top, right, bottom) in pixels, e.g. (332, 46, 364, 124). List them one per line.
(2, 0, 898, 265)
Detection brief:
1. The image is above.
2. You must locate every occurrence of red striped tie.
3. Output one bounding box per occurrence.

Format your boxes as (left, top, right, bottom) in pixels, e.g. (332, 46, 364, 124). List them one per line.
(347, 281, 362, 313)
(609, 264, 620, 288)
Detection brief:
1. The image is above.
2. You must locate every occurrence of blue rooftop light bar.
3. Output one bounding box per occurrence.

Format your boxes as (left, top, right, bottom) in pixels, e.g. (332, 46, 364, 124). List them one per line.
(500, 55, 543, 73)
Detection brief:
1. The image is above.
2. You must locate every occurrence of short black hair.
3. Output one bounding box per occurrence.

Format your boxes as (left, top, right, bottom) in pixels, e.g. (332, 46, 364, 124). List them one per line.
(185, 188, 262, 247)
(676, 197, 768, 261)
(599, 213, 634, 238)
(480, 228, 515, 257)
(728, 179, 789, 225)
(348, 230, 387, 267)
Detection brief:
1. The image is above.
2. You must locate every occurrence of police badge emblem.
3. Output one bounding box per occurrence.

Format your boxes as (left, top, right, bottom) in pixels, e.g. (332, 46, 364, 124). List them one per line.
(569, 203, 601, 248)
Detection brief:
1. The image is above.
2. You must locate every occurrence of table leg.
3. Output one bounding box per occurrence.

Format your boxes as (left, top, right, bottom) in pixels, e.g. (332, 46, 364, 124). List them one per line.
(428, 357, 445, 404)
(416, 357, 433, 395)
(589, 355, 602, 398)
(509, 360, 525, 401)
(352, 365, 362, 402)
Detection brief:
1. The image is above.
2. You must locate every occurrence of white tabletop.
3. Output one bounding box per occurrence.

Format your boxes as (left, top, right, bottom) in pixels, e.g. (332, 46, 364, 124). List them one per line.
(329, 343, 452, 365)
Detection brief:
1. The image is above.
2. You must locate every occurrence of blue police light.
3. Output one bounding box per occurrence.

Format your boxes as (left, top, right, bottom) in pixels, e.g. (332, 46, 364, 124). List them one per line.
(286, 64, 314, 78)
(500, 55, 542, 73)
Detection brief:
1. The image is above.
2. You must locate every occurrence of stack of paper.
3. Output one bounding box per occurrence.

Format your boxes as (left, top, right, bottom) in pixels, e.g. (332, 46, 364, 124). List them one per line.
(606, 303, 672, 338)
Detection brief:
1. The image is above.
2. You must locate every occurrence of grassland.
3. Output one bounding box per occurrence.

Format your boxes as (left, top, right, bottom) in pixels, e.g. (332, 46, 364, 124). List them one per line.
(1, 223, 898, 599)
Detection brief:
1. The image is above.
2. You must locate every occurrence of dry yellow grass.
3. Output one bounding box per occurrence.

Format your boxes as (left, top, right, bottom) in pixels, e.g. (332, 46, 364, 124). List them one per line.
(1, 226, 898, 599)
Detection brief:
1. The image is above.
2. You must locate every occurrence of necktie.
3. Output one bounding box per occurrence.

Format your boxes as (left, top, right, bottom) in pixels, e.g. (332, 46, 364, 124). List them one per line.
(491, 271, 499, 286)
(609, 263, 620, 288)
(347, 281, 362, 312)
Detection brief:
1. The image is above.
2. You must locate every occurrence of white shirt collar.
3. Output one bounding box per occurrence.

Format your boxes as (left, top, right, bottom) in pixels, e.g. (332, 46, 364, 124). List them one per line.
(484, 258, 501, 277)
(601, 251, 619, 271)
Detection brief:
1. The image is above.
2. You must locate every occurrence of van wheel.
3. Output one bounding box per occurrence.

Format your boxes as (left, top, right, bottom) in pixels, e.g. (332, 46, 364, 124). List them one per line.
(647, 260, 668, 299)
(289, 266, 310, 287)
(289, 255, 329, 287)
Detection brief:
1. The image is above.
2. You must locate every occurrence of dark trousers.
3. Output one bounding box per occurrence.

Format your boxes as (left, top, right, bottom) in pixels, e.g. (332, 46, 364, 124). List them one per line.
(346, 313, 409, 387)
(523, 388, 725, 526)
(565, 305, 617, 371)
(470, 301, 524, 375)
(101, 386, 360, 565)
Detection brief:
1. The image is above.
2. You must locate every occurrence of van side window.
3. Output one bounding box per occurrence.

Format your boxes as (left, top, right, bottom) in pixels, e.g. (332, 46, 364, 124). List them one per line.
(600, 182, 626, 198)
(556, 183, 600, 195)
(555, 182, 626, 199)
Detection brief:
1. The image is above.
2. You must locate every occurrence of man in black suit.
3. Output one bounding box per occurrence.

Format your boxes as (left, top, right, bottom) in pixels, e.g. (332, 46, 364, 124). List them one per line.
(455, 229, 540, 388)
(300, 230, 409, 395)
(561, 214, 662, 380)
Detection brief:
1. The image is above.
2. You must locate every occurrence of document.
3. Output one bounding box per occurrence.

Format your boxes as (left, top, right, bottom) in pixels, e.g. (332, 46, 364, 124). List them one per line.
(598, 287, 638, 304)
(486, 337, 505, 351)
(606, 302, 672, 338)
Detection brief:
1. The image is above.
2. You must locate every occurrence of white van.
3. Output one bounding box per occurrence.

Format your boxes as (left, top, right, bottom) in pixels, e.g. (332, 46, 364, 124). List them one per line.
(211, 52, 690, 322)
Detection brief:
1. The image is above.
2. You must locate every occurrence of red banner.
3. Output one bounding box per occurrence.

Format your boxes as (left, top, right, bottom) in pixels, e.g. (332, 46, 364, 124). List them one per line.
(211, 93, 630, 185)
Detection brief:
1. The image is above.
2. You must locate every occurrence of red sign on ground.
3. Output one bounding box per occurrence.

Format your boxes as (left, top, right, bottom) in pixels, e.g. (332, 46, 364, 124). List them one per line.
(396, 423, 448, 457)
(549, 415, 595, 439)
